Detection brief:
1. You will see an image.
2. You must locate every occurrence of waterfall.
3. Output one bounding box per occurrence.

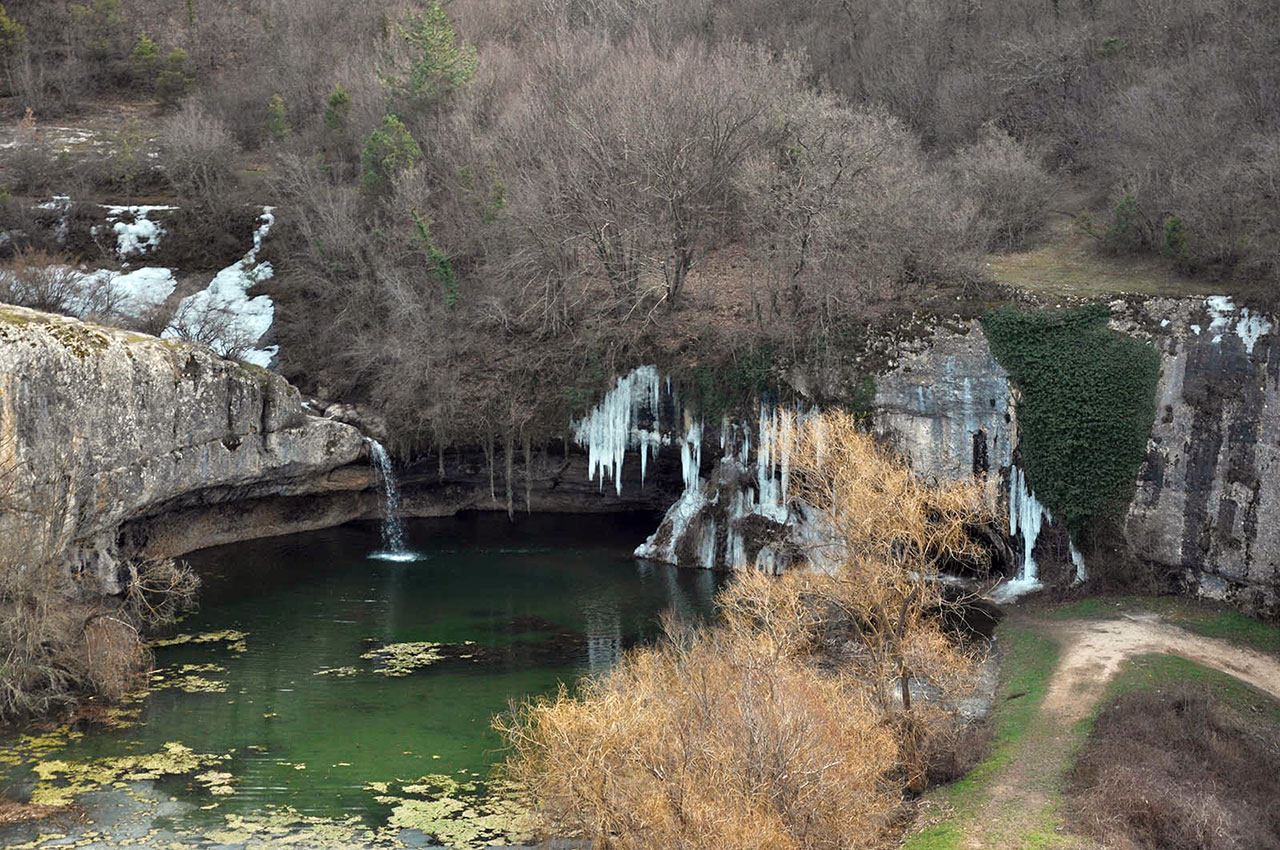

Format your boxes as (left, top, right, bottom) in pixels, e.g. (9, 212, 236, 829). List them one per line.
(366, 439, 418, 562)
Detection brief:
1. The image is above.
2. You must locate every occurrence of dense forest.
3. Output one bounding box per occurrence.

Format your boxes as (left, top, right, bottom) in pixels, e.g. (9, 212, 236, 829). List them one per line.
(2, 0, 1278, 450)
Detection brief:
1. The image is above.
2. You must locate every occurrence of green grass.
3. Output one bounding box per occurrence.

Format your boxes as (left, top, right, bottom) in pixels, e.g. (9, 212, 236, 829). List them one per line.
(1096, 653, 1280, 728)
(902, 622, 1060, 850)
(1046, 595, 1280, 656)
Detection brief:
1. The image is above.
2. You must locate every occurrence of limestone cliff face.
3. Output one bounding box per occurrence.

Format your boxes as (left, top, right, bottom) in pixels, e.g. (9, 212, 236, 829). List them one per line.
(1116, 297, 1279, 613)
(872, 297, 1279, 615)
(0, 305, 365, 593)
(873, 324, 1014, 484)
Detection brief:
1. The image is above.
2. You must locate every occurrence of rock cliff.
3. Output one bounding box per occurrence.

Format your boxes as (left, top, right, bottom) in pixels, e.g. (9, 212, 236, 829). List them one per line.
(1117, 296, 1279, 614)
(628, 296, 1279, 616)
(872, 296, 1278, 614)
(0, 305, 365, 593)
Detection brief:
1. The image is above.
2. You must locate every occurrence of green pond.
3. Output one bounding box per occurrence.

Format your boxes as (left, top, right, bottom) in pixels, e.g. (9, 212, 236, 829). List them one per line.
(0, 513, 724, 847)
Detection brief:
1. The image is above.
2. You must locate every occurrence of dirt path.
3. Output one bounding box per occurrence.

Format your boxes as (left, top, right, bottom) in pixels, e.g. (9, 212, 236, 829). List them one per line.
(958, 613, 1280, 850)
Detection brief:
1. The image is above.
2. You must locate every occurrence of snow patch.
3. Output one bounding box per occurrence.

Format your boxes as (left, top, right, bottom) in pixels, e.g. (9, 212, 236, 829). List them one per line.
(1205, 295, 1271, 354)
(990, 576, 1043, 602)
(101, 205, 177, 258)
(163, 208, 278, 368)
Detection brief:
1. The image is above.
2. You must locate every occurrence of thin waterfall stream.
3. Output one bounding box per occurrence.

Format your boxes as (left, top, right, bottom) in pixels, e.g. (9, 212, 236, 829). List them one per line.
(366, 437, 419, 561)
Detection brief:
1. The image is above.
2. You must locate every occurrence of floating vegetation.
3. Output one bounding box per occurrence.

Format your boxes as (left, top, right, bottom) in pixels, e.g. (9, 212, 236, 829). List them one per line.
(194, 770, 237, 796)
(374, 774, 534, 849)
(360, 642, 449, 677)
(150, 663, 230, 694)
(100, 691, 147, 728)
(150, 629, 249, 653)
(30, 742, 228, 807)
(313, 666, 361, 677)
(0, 727, 84, 768)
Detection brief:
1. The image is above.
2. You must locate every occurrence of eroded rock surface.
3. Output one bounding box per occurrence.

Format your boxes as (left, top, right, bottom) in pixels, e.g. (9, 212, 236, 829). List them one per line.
(1116, 297, 1280, 614)
(0, 305, 365, 592)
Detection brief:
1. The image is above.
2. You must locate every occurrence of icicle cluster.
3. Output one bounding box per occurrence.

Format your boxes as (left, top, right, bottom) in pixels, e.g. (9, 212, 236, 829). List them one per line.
(572, 365, 663, 495)
(1006, 464, 1087, 592)
(680, 418, 703, 493)
(1008, 465, 1046, 583)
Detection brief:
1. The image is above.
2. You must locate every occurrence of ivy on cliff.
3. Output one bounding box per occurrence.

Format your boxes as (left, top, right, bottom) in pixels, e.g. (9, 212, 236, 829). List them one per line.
(982, 304, 1159, 533)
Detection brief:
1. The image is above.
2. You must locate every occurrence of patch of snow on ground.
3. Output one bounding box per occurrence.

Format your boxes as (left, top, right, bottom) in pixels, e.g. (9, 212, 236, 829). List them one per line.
(108, 267, 177, 316)
(102, 205, 178, 258)
(163, 208, 278, 368)
(989, 576, 1043, 603)
(1, 263, 175, 323)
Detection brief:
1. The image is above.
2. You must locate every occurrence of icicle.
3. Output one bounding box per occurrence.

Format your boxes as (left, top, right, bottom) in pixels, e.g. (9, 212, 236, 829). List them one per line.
(1070, 541, 1087, 583)
(1007, 465, 1049, 583)
(572, 365, 663, 496)
(698, 519, 717, 569)
(680, 416, 703, 493)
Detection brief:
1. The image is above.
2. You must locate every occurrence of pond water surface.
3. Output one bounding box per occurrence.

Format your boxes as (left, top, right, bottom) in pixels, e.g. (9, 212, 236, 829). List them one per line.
(0, 513, 723, 848)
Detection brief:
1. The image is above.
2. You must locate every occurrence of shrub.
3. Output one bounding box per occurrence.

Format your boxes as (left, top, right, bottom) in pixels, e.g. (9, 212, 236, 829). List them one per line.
(0, 460, 199, 722)
(499, 622, 901, 849)
(382, 1, 477, 114)
(1068, 683, 1280, 850)
(497, 413, 990, 846)
(324, 83, 351, 134)
(1162, 215, 1193, 272)
(361, 114, 421, 193)
(128, 32, 158, 84)
(951, 123, 1056, 252)
(266, 92, 291, 140)
(0, 249, 82, 313)
(155, 46, 191, 108)
(158, 101, 239, 206)
(1102, 193, 1146, 254)
(0, 3, 24, 63)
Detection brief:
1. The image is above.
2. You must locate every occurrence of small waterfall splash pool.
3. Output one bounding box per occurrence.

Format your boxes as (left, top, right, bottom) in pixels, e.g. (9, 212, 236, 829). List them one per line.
(365, 438, 420, 562)
(0, 513, 723, 848)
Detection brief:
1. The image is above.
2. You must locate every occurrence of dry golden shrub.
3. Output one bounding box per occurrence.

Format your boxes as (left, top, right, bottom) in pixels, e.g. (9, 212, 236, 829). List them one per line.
(499, 622, 900, 850)
(499, 411, 996, 844)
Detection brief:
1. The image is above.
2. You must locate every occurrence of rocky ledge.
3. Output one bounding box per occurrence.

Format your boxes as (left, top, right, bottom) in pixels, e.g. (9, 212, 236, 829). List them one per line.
(0, 305, 366, 593)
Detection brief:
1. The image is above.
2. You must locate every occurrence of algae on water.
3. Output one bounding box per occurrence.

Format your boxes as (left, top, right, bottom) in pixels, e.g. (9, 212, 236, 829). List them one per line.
(360, 641, 446, 676)
(30, 742, 229, 807)
(150, 629, 249, 652)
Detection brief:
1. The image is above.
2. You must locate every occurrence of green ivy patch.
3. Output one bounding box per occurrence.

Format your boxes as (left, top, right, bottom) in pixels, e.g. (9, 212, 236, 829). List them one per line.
(983, 304, 1159, 532)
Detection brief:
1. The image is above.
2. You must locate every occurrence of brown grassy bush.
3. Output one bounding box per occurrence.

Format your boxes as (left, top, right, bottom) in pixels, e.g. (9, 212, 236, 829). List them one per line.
(0, 460, 198, 723)
(497, 413, 993, 846)
(0, 248, 82, 313)
(1067, 685, 1280, 850)
(157, 101, 239, 207)
(951, 124, 1057, 253)
(500, 622, 901, 850)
